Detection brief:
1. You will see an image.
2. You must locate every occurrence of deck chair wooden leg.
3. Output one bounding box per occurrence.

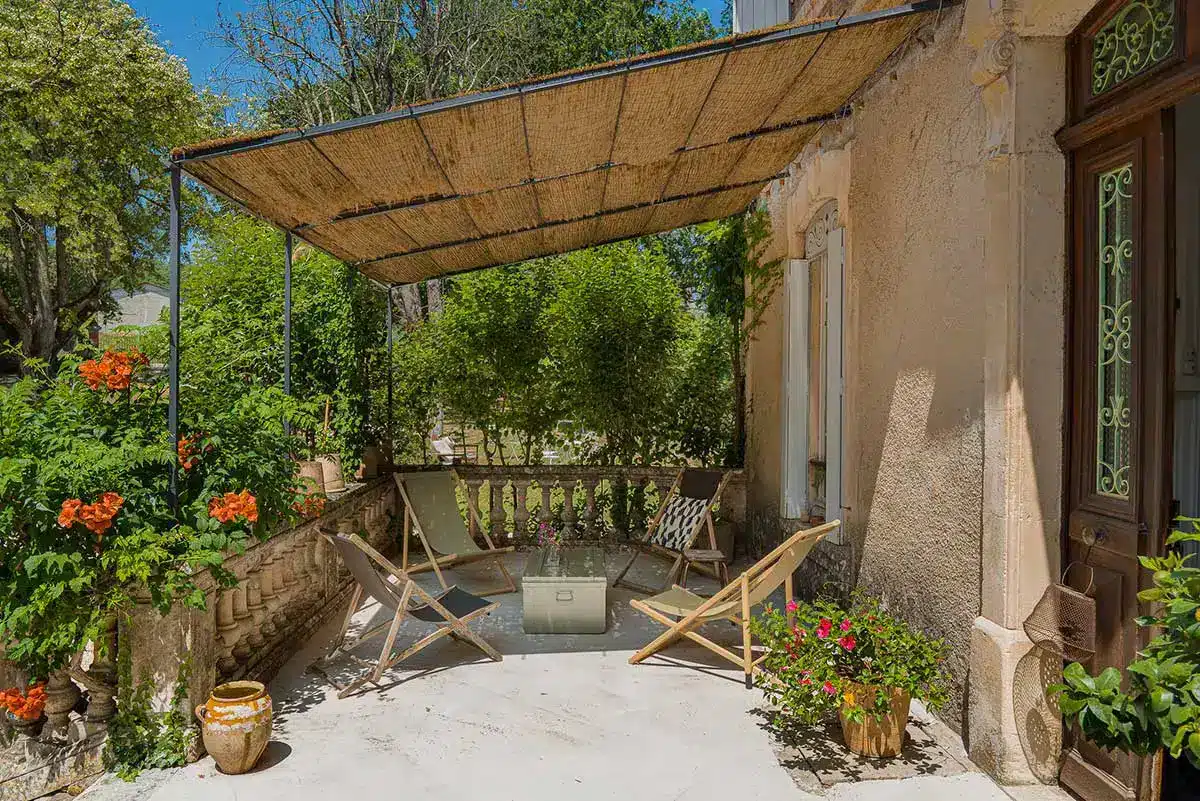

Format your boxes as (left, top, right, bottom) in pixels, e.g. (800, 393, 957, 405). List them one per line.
(329, 585, 363, 655)
(612, 548, 640, 589)
(632, 602, 748, 671)
(741, 573, 752, 688)
(628, 602, 691, 664)
(401, 506, 411, 570)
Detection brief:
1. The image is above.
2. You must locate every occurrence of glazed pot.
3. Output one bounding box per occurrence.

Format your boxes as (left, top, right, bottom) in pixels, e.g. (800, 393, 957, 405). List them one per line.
(195, 681, 273, 775)
(6, 711, 44, 739)
(837, 683, 910, 758)
(317, 453, 345, 493)
(297, 460, 325, 494)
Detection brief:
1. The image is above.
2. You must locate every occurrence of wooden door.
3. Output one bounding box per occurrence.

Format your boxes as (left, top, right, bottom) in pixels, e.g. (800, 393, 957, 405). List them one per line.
(1061, 111, 1174, 801)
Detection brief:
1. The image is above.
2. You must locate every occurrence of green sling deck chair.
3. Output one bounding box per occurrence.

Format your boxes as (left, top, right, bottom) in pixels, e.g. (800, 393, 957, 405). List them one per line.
(612, 467, 732, 595)
(312, 530, 501, 698)
(394, 471, 516, 595)
(629, 520, 840, 688)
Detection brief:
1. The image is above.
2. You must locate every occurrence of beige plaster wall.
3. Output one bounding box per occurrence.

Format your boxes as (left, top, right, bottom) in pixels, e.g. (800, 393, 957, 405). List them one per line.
(747, 6, 990, 730)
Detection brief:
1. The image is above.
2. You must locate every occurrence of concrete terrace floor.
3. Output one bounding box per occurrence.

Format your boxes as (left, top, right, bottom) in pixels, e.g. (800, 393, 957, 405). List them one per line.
(84, 551, 1068, 801)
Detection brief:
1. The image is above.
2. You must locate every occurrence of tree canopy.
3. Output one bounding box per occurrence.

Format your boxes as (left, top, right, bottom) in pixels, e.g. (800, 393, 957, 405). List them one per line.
(0, 0, 217, 367)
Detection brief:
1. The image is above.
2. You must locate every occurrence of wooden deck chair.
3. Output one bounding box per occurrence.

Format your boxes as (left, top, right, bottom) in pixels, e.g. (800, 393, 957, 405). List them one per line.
(312, 530, 501, 699)
(612, 468, 731, 595)
(629, 520, 840, 688)
(394, 471, 516, 595)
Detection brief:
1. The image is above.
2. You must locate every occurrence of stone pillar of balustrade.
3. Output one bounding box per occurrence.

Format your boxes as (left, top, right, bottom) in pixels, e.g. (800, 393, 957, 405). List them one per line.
(464, 478, 485, 541)
(512, 479, 531, 540)
(580, 475, 600, 536)
(561, 480, 578, 537)
(488, 481, 507, 541)
(537, 481, 553, 532)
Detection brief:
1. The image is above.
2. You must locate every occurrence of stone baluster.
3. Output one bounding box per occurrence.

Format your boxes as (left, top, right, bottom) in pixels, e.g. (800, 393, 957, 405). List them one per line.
(84, 615, 117, 723)
(488, 480, 507, 542)
(512, 478, 531, 540)
(215, 589, 239, 677)
(267, 554, 290, 635)
(43, 668, 81, 739)
(538, 480, 554, 531)
(464, 478, 485, 540)
(256, 560, 279, 641)
(244, 571, 267, 652)
(561, 479, 578, 538)
(229, 582, 252, 668)
(581, 475, 600, 536)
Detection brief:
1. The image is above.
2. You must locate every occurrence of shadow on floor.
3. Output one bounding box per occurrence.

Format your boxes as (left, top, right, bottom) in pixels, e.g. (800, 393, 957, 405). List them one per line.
(750, 707, 969, 789)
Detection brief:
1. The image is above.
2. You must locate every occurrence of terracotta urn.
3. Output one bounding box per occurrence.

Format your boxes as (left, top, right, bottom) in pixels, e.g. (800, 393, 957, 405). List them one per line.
(6, 711, 44, 739)
(360, 445, 385, 479)
(317, 453, 345, 493)
(297, 460, 325, 494)
(837, 683, 910, 758)
(195, 681, 273, 775)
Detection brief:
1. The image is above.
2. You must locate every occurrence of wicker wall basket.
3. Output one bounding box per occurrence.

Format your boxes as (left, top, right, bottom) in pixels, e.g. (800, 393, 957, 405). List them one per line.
(1022, 562, 1097, 663)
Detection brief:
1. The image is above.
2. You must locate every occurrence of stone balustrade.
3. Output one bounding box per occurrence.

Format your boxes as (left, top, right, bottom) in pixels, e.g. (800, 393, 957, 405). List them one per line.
(0, 623, 119, 801)
(397, 465, 746, 544)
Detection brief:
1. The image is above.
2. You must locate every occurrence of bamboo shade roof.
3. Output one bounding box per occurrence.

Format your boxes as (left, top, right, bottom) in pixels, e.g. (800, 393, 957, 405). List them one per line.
(171, 2, 943, 286)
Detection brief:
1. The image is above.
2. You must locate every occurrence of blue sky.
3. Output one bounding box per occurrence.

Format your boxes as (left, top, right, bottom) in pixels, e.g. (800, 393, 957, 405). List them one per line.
(127, 0, 727, 90)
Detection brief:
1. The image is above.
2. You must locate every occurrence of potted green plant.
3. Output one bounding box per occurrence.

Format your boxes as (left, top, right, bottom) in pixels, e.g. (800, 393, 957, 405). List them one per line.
(1050, 517, 1200, 770)
(753, 591, 950, 758)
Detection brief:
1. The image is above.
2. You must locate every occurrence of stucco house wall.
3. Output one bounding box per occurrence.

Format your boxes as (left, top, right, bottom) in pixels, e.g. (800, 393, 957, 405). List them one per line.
(745, 3, 1096, 770)
(748, 4, 988, 731)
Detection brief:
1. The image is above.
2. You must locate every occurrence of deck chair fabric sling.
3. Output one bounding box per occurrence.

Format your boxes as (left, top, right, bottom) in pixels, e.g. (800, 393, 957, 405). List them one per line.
(394, 471, 516, 595)
(629, 520, 840, 688)
(312, 531, 501, 698)
(612, 468, 731, 595)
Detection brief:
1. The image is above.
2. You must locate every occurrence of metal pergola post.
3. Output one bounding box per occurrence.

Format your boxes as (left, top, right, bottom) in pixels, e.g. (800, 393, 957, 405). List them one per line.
(167, 165, 182, 510)
(283, 232, 293, 434)
(385, 286, 394, 451)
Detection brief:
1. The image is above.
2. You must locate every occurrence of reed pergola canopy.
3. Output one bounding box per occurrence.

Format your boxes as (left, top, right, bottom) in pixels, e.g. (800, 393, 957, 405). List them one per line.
(170, 2, 943, 286)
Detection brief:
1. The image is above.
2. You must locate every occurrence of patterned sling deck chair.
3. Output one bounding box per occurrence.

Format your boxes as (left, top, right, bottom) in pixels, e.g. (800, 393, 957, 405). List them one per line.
(629, 520, 840, 688)
(612, 468, 732, 595)
(394, 470, 516, 596)
(311, 529, 501, 699)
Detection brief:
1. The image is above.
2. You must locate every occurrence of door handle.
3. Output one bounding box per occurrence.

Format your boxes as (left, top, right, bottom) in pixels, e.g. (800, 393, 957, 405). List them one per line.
(1080, 526, 1106, 545)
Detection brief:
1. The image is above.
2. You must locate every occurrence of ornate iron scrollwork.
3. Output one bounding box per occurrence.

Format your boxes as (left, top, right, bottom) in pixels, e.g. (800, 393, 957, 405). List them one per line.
(1092, 0, 1177, 96)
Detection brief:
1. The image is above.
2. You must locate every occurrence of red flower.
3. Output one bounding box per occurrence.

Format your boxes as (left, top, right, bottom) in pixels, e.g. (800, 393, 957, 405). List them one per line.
(821, 681, 837, 695)
(58, 499, 82, 528)
(800, 678, 812, 686)
(77, 350, 147, 392)
(838, 635, 857, 651)
(1, 684, 46, 721)
(840, 619, 852, 631)
(816, 618, 832, 639)
(291, 491, 326, 519)
(210, 490, 259, 525)
(786, 600, 799, 613)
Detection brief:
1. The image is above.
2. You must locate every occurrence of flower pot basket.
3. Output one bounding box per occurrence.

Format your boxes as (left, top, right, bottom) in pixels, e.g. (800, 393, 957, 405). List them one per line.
(837, 683, 910, 758)
(297, 460, 325, 494)
(317, 454, 345, 493)
(6, 711, 44, 739)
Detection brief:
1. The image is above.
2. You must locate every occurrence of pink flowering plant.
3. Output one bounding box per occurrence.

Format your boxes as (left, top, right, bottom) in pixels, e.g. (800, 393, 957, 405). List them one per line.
(751, 591, 950, 724)
(536, 521, 563, 548)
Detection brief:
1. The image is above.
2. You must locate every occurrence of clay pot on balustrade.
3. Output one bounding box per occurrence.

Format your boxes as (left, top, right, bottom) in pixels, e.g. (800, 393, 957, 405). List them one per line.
(297, 460, 325, 495)
(195, 681, 273, 775)
(316, 454, 345, 493)
(359, 445, 385, 479)
(6, 710, 44, 739)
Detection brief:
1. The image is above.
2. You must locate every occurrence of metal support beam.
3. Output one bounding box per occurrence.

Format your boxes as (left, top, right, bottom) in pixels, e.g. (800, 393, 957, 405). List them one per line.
(386, 286, 394, 451)
(283, 232, 293, 434)
(167, 166, 182, 511)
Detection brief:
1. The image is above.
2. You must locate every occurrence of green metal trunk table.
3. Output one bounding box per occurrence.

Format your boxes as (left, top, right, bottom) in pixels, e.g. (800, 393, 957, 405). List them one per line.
(521, 547, 608, 634)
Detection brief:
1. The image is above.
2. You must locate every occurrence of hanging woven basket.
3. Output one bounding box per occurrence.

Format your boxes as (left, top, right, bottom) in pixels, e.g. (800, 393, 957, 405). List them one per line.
(1022, 562, 1097, 663)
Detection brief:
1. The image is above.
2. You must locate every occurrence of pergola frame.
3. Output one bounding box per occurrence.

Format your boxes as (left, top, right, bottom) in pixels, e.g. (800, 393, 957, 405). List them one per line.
(161, 0, 951, 495)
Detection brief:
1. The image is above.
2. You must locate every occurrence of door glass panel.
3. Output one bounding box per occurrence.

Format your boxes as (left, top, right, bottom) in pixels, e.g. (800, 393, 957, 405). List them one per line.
(1097, 163, 1135, 499)
(1092, 0, 1177, 96)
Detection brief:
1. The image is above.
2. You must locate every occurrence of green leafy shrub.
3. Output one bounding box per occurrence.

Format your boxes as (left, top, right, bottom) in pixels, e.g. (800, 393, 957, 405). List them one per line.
(752, 592, 951, 724)
(0, 349, 309, 676)
(1050, 518, 1200, 768)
